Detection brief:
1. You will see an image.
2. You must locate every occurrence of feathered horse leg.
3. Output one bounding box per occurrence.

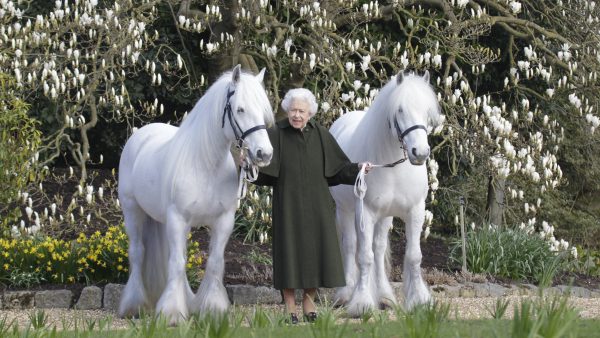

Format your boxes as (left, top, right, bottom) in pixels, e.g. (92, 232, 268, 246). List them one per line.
(155, 207, 190, 325)
(190, 210, 235, 316)
(373, 217, 396, 308)
(402, 201, 431, 309)
(118, 198, 151, 318)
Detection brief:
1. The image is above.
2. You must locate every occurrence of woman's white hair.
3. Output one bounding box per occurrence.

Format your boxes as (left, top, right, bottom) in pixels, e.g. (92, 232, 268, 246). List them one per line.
(281, 88, 318, 117)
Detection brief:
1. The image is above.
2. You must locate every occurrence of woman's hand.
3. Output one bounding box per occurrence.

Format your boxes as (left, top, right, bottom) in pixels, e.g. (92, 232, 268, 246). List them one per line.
(233, 148, 246, 167)
(359, 162, 373, 174)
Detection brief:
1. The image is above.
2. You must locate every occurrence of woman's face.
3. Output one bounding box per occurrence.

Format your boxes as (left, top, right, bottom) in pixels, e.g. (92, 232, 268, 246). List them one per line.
(287, 98, 311, 129)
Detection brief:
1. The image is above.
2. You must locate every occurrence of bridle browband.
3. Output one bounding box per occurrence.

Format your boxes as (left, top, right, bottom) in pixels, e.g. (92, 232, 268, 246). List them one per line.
(221, 87, 267, 148)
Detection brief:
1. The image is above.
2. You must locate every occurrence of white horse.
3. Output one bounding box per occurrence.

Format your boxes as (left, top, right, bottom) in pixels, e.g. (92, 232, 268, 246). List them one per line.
(330, 71, 442, 316)
(117, 65, 274, 324)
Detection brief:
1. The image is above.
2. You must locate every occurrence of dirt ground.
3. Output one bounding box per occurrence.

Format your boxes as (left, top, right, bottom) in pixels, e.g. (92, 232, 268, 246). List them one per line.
(199, 227, 600, 290)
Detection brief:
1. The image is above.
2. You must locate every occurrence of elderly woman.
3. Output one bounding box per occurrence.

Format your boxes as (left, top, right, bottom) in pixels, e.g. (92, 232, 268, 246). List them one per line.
(254, 88, 371, 324)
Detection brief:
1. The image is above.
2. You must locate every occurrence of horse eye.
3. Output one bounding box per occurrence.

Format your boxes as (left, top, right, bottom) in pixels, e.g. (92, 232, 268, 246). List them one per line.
(237, 107, 245, 113)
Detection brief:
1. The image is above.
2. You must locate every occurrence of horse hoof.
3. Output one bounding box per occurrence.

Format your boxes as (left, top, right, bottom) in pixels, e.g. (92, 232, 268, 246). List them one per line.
(379, 302, 392, 310)
(378, 295, 397, 310)
(346, 301, 375, 318)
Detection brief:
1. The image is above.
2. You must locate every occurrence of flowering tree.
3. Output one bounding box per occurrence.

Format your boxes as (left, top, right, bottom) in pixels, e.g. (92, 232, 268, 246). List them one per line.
(173, 0, 600, 240)
(0, 0, 189, 179)
(2, 0, 599, 245)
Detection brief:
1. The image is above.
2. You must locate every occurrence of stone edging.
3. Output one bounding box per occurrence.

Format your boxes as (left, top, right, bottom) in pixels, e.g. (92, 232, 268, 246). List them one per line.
(2, 282, 598, 312)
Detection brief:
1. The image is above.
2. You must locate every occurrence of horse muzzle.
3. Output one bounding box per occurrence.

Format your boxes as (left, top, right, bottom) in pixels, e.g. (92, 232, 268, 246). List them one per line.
(248, 147, 273, 167)
(408, 146, 430, 166)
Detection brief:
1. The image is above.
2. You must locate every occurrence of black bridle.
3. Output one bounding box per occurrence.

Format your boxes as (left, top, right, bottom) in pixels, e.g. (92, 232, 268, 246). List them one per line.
(381, 113, 427, 167)
(221, 87, 267, 204)
(221, 88, 267, 148)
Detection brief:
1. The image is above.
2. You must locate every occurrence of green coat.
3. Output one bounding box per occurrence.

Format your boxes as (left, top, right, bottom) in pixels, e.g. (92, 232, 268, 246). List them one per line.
(255, 118, 360, 290)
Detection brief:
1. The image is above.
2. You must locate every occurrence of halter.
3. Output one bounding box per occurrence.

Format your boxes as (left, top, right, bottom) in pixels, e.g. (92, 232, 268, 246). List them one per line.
(220, 87, 267, 206)
(221, 87, 267, 149)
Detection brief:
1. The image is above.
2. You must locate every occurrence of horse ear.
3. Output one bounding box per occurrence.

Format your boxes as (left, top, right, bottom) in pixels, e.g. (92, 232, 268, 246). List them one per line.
(232, 64, 242, 84)
(423, 70, 430, 82)
(256, 68, 266, 83)
(396, 71, 404, 85)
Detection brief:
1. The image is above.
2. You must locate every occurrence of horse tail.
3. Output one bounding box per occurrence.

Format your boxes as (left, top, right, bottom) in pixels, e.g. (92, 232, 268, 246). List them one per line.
(141, 219, 169, 306)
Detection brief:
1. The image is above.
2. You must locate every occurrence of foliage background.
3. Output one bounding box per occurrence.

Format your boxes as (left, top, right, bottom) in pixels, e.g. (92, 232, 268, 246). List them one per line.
(0, 0, 599, 257)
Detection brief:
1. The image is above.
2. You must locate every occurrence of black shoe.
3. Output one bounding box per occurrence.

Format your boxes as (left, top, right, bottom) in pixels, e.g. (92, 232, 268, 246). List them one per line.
(304, 312, 318, 322)
(289, 313, 299, 324)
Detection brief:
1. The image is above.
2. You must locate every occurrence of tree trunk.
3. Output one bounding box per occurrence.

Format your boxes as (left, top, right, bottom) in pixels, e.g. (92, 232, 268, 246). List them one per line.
(486, 175, 506, 227)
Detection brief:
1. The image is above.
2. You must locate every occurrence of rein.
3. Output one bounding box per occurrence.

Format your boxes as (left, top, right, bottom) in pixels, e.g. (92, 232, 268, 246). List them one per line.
(237, 158, 258, 207)
(220, 87, 266, 206)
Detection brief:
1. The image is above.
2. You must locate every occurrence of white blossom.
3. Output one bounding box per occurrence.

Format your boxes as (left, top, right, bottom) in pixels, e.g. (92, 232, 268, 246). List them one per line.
(424, 210, 433, 226)
(309, 53, 316, 70)
(509, 1, 522, 14)
(456, 0, 468, 8)
(360, 55, 370, 72)
(25, 207, 33, 219)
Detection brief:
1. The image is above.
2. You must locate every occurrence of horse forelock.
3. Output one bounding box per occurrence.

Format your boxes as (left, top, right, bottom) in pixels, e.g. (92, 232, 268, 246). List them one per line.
(392, 74, 440, 127)
(232, 72, 274, 127)
(361, 74, 438, 131)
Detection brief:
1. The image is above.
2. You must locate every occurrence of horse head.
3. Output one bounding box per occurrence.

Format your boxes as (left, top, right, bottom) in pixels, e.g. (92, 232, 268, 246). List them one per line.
(223, 65, 274, 167)
(390, 70, 441, 165)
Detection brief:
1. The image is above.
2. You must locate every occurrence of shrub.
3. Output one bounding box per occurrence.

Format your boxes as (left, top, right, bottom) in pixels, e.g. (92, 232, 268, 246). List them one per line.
(11, 168, 123, 241)
(449, 225, 567, 285)
(0, 225, 203, 287)
(234, 185, 272, 244)
(0, 74, 43, 230)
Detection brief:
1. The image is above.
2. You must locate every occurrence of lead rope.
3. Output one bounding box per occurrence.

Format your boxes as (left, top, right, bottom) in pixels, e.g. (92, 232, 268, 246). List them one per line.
(353, 162, 391, 233)
(237, 152, 259, 208)
(354, 163, 368, 232)
(237, 160, 258, 208)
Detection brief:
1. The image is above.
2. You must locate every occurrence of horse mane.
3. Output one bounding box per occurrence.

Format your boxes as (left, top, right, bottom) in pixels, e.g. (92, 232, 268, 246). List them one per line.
(394, 74, 441, 131)
(160, 70, 273, 200)
(353, 73, 440, 163)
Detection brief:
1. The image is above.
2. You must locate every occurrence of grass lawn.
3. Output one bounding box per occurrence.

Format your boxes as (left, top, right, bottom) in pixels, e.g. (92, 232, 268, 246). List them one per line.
(10, 319, 600, 337)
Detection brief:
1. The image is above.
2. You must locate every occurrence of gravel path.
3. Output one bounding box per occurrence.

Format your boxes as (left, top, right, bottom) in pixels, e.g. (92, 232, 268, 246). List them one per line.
(2, 295, 600, 331)
(440, 296, 600, 319)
